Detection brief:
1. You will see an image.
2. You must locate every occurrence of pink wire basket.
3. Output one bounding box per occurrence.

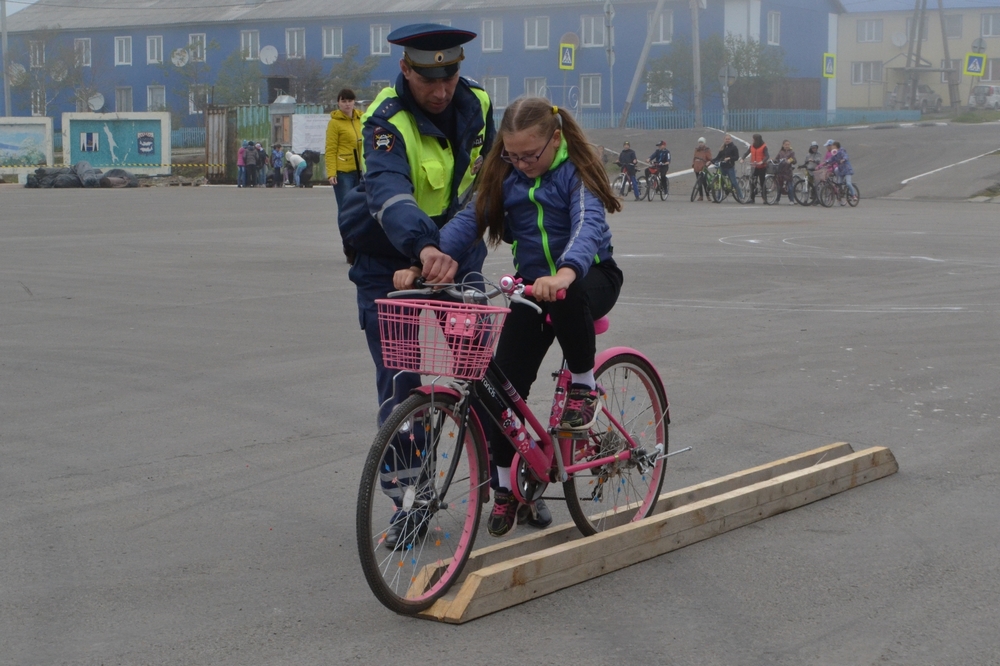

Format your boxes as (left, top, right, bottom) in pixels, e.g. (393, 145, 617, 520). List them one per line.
(376, 299, 510, 380)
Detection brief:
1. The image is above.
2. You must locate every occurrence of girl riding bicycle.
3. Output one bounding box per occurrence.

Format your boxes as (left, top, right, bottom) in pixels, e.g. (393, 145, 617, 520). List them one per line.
(395, 96, 624, 537)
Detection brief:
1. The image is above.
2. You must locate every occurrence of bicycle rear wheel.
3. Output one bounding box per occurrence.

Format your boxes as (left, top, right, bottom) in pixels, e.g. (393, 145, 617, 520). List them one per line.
(636, 177, 648, 200)
(792, 177, 810, 205)
(357, 392, 487, 614)
(564, 353, 669, 536)
(847, 183, 860, 207)
(735, 177, 751, 204)
(818, 181, 835, 208)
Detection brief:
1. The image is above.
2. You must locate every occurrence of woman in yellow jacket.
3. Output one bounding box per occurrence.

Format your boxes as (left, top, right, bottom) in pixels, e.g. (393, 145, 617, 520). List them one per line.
(325, 88, 363, 208)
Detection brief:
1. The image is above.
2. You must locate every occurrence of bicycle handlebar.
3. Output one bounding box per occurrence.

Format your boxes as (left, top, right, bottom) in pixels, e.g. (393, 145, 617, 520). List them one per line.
(522, 284, 567, 301)
(387, 276, 551, 313)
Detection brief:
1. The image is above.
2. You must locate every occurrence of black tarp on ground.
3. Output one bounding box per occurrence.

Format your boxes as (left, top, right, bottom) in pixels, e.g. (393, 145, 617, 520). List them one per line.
(25, 162, 138, 188)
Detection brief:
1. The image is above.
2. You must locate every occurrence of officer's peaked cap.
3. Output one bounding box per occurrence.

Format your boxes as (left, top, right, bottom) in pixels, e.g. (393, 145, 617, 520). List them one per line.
(388, 24, 476, 79)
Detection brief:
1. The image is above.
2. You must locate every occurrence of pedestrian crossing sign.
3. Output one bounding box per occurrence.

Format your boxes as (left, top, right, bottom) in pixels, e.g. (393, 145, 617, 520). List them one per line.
(823, 53, 836, 78)
(559, 44, 575, 71)
(964, 53, 985, 76)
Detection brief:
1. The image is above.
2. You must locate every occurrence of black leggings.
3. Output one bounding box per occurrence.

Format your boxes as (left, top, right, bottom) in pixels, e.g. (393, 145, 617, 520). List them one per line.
(490, 260, 624, 467)
(750, 167, 766, 200)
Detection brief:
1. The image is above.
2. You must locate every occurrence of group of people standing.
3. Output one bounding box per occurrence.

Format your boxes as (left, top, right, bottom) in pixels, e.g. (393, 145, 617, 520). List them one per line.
(236, 140, 314, 188)
(690, 134, 855, 204)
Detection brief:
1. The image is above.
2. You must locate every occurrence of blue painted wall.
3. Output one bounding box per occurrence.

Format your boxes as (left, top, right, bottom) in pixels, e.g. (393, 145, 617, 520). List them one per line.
(4, 0, 840, 128)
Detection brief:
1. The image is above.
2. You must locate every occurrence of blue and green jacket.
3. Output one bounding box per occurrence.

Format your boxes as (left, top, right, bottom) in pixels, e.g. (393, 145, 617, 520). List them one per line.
(438, 138, 614, 281)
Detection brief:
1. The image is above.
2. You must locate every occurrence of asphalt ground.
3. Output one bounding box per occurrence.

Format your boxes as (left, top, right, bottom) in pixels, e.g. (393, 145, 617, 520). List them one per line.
(2, 164, 1000, 664)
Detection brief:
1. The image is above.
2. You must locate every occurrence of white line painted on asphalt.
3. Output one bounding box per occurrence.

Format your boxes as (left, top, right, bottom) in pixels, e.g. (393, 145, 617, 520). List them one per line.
(900, 148, 999, 185)
(846, 125, 870, 130)
(618, 299, 973, 314)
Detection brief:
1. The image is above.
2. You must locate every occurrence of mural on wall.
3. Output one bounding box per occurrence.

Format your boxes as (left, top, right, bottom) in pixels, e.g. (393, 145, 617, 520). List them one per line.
(0, 126, 48, 167)
(68, 118, 163, 168)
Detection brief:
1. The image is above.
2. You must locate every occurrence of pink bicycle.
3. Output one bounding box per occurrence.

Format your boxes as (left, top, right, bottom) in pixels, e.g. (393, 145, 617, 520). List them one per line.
(356, 276, 671, 614)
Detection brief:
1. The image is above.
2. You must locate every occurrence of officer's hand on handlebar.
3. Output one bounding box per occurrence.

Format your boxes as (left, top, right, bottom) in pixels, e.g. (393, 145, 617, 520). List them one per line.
(393, 266, 422, 290)
(418, 245, 458, 285)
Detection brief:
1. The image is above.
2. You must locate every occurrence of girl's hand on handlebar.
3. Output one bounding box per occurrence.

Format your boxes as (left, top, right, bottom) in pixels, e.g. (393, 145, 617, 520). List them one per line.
(393, 266, 421, 290)
(531, 267, 576, 302)
(418, 246, 458, 284)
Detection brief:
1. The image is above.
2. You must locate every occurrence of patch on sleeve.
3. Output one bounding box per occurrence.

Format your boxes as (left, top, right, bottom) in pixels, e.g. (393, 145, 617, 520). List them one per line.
(373, 129, 396, 152)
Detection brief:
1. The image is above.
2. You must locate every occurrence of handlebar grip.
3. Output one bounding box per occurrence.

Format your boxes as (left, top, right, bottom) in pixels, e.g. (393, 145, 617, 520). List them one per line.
(523, 284, 567, 300)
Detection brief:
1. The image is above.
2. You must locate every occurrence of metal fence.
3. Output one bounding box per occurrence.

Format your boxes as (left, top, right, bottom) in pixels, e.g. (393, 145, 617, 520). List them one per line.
(172, 127, 206, 148)
(235, 103, 325, 147)
(545, 108, 923, 132)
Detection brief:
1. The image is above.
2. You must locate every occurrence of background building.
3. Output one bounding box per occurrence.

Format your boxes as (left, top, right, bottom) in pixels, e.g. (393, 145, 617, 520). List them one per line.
(2, 0, 844, 128)
(838, 0, 1000, 110)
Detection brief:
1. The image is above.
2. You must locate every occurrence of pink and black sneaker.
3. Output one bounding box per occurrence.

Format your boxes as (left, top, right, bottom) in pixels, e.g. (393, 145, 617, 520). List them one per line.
(560, 383, 599, 430)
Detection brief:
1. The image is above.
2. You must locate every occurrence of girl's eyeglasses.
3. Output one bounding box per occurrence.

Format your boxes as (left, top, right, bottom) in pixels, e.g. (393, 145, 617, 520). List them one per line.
(500, 132, 555, 166)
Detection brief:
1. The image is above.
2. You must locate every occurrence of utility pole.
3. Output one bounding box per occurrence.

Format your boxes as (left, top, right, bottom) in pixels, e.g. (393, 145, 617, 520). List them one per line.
(910, 0, 928, 109)
(2, 0, 11, 116)
(936, 0, 959, 107)
(618, 0, 667, 127)
(690, 0, 702, 127)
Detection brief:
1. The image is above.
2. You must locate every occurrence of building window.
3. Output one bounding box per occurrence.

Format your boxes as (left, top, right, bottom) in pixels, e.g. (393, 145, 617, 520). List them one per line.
(147, 36, 163, 64)
(189, 33, 206, 61)
(906, 16, 929, 41)
(580, 74, 601, 107)
(241, 30, 259, 60)
(857, 19, 883, 43)
(370, 24, 390, 56)
(29, 41, 44, 69)
(940, 58, 961, 83)
(943, 14, 962, 39)
(982, 13, 1000, 37)
(323, 26, 343, 58)
(115, 36, 132, 66)
(285, 28, 305, 59)
(189, 85, 208, 114)
(767, 11, 780, 46)
(147, 85, 166, 111)
(525, 77, 546, 98)
(648, 10, 672, 44)
(115, 86, 133, 112)
(986, 58, 1000, 80)
(581, 16, 605, 47)
(30, 88, 45, 116)
(647, 72, 673, 108)
(482, 76, 509, 108)
(74, 38, 91, 67)
(851, 61, 883, 84)
(482, 19, 503, 52)
(525, 17, 549, 50)
(371, 79, 391, 91)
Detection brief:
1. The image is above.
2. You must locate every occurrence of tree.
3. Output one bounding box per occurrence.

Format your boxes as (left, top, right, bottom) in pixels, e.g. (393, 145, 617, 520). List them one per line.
(274, 57, 325, 104)
(9, 26, 83, 116)
(723, 34, 789, 109)
(156, 38, 220, 120)
(644, 34, 726, 112)
(320, 45, 381, 104)
(213, 48, 263, 105)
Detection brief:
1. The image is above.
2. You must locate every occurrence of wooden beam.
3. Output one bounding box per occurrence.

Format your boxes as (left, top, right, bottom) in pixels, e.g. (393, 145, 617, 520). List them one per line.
(417, 445, 896, 623)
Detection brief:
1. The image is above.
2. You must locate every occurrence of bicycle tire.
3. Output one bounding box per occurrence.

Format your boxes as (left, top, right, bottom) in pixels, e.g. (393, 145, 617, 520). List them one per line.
(847, 183, 860, 207)
(711, 180, 725, 203)
(636, 177, 648, 200)
(564, 353, 669, 536)
(763, 175, 779, 205)
(357, 391, 487, 614)
(660, 177, 669, 200)
(818, 181, 835, 208)
(735, 176, 751, 204)
(646, 177, 655, 201)
(792, 177, 810, 205)
(690, 183, 699, 202)
(614, 174, 627, 197)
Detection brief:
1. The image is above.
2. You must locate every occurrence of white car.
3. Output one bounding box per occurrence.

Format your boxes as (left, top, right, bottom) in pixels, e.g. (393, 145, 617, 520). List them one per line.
(968, 85, 1000, 110)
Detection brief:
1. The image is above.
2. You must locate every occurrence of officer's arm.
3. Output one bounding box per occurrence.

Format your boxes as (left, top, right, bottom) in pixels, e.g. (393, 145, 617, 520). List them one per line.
(362, 121, 440, 260)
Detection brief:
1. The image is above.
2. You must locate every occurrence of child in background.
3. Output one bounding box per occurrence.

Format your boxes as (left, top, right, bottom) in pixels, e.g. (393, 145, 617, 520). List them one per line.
(396, 97, 624, 537)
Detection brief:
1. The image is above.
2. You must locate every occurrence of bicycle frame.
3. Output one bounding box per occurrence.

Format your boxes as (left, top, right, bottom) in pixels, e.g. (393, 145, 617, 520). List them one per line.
(415, 346, 666, 506)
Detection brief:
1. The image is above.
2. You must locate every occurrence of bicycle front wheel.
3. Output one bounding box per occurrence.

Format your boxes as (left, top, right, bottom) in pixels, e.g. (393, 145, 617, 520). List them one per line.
(763, 175, 779, 205)
(818, 181, 835, 208)
(847, 183, 860, 207)
(646, 178, 655, 200)
(357, 392, 487, 614)
(735, 176, 751, 204)
(792, 177, 809, 205)
(564, 353, 669, 536)
(690, 182, 699, 202)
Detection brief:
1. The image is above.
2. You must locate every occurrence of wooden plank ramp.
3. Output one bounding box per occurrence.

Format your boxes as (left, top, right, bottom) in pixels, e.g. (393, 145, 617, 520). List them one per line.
(417, 442, 897, 623)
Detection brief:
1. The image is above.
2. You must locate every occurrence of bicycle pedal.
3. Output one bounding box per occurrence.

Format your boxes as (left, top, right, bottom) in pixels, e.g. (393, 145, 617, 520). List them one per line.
(552, 428, 590, 440)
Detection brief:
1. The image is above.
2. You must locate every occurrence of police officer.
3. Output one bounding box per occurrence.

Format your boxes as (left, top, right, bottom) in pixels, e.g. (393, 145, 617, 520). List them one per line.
(337, 25, 499, 546)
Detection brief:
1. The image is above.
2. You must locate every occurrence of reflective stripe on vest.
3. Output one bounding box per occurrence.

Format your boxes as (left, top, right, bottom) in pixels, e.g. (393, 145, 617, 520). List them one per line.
(362, 86, 490, 218)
